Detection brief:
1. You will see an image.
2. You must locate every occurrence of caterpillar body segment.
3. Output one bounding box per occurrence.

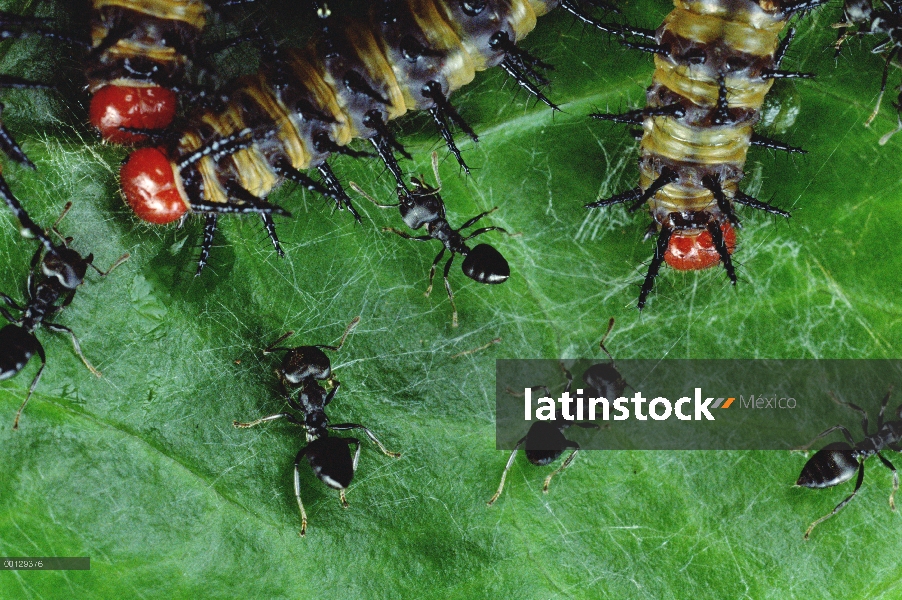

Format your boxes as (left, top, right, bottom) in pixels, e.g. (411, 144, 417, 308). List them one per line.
(589, 0, 823, 309)
(121, 0, 619, 273)
(88, 0, 208, 142)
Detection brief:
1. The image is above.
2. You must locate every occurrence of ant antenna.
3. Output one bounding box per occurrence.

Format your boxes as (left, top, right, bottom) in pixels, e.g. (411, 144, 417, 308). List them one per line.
(91, 253, 130, 276)
(320, 316, 360, 352)
(50, 201, 74, 245)
(349, 181, 398, 208)
(264, 330, 295, 354)
(599, 317, 615, 361)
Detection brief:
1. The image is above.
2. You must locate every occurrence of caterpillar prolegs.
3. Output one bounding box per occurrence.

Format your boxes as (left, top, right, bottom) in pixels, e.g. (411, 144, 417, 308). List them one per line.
(119, 0, 621, 273)
(589, 0, 824, 310)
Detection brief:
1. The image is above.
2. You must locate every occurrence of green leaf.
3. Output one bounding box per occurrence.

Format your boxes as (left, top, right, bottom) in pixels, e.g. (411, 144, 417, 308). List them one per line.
(1, 2, 901, 598)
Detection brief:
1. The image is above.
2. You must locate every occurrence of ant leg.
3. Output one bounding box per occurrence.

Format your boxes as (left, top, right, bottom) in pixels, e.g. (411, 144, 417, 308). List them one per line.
(795, 424, 857, 451)
(0, 293, 22, 323)
(574, 422, 601, 430)
(459, 207, 498, 230)
(430, 151, 442, 190)
(232, 412, 303, 428)
(90, 252, 130, 276)
(543, 442, 581, 494)
(804, 461, 865, 539)
(294, 448, 310, 536)
(26, 243, 43, 298)
(0, 306, 16, 323)
(12, 341, 46, 430)
(462, 226, 512, 241)
(316, 316, 360, 352)
(338, 438, 362, 509)
(348, 437, 362, 474)
(442, 253, 458, 328)
(487, 435, 526, 506)
(264, 331, 295, 354)
(424, 247, 446, 297)
(0, 292, 23, 311)
(58, 289, 76, 309)
(865, 47, 898, 127)
(560, 363, 573, 394)
(876, 388, 894, 430)
(43, 322, 100, 377)
(323, 380, 340, 405)
(382, 227, 431, 241)
(330, 423, 400, 457)
(877, 452, 898, 510)
(828, 391, 871, 435)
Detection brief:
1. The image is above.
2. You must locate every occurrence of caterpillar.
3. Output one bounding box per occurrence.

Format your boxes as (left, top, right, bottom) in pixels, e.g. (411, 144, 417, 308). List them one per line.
(588, 0, 824, 310)
(86, 0, 208, 143)
(119, 0, 622, 273)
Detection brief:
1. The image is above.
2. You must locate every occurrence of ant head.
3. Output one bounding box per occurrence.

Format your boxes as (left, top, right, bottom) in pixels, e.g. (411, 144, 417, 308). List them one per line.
(397, 179, 444, 229)
(462, 243, 510, 284)
(279, 346, 332, 387)
(0, 324, 40, 380)
(582, 363, 627, 400)
(796, 442, 859, 489)
(42, 247, 90, 289)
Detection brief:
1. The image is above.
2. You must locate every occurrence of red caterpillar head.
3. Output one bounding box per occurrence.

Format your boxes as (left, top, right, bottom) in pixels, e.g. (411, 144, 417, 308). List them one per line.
(664, 222, 736, 271)
(120, 147, 187, 223)
(90, 85, 178, 144)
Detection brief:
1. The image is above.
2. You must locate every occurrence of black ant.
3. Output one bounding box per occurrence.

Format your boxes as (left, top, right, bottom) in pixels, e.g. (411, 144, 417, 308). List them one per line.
(487, 364, 599, 505)
(797, 387, 902, 539)
(233, 318, 400, 536)
(351, 152, 511, 327)
(582, 317, 629, 400)
(1, 202, 128, 429)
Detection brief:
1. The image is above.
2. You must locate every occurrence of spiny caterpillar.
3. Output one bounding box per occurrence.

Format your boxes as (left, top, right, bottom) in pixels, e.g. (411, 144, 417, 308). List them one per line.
(589, 0, 824, 310)
(119, 0, 620, 273)
(87, 0, 207, 143)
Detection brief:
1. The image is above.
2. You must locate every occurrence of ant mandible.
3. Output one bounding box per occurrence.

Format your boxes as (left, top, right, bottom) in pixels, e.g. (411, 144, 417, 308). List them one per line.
(488, 364, 599, 505)
(351, 152, 511, 327)
(797, 387, 902, 539)
(1, 202, 128, 429)
(233, 318, 400, 536)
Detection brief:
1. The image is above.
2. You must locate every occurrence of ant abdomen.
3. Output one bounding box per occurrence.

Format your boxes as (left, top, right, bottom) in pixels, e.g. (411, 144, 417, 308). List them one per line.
(306, 436, 356, 491)
(797, 442, 859, 489)
(524, 422, 571, 466)
(0, 325, 38, 379)
(462, 243, 509, 284)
